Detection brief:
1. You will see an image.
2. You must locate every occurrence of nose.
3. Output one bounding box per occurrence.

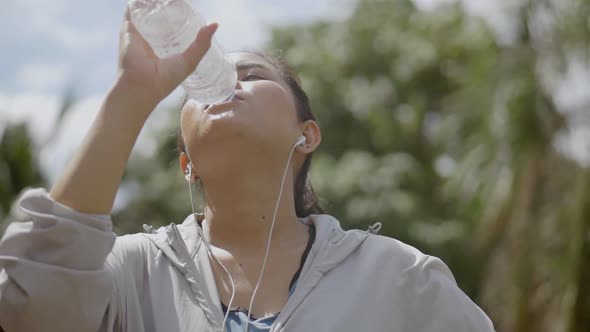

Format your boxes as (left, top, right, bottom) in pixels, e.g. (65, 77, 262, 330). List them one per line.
(201, 78, 241, 109)
(205, 84, 239, 109)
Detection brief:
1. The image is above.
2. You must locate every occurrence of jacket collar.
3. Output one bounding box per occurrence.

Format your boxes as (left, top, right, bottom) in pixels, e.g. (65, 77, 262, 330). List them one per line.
(273, 214, 371, 330)
(144, 215, 224, 330)
(144, 214, 375, 331)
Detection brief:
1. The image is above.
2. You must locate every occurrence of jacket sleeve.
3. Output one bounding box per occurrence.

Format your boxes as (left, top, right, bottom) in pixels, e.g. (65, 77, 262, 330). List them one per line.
(0, 188, 119, 332)
(407, 255, 495, 332)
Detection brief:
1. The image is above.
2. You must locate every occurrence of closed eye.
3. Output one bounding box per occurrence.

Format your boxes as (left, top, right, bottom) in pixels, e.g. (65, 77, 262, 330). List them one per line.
(242, 74, 264, 81)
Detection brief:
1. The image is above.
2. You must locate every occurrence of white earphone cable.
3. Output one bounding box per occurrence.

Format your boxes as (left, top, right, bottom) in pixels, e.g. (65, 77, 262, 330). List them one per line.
(187, 167, 236, 332)
(187, 135, 305, 332)
(211, 249, 236, 331)
(244, 138, 302, 332)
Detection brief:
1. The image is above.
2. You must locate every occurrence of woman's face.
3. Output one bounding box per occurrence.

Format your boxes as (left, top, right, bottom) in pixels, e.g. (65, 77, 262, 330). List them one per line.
(180, 52, 302, 175)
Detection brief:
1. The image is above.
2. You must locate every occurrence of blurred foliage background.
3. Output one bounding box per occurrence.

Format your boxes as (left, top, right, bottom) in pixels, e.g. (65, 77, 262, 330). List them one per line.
(1, 0, 589, 331)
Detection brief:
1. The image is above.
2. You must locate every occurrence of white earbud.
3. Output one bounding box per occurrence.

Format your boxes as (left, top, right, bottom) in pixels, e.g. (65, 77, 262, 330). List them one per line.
(295, 135, 306, 147)
(184, 162, 193, 182)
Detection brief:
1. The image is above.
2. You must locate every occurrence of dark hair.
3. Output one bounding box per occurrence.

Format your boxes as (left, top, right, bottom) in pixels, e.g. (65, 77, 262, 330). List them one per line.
(177, 52, 324, 217)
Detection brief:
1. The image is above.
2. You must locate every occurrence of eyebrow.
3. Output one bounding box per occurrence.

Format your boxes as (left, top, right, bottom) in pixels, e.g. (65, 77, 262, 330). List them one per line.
(235, 62, 272, 72)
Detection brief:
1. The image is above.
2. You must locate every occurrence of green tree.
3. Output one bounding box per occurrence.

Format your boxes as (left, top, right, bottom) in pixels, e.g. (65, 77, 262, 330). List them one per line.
(0, 123, 45, 222)
(270, 0, 497, 297)
(0, 88, 75, 227)
(3, 1, 588, 330)
(267, 0, 589, 331)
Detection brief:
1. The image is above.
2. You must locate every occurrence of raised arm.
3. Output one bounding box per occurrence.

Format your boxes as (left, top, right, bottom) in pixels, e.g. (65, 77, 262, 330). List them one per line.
(50, 8, 218, 214)
(0, 7, 217, 332)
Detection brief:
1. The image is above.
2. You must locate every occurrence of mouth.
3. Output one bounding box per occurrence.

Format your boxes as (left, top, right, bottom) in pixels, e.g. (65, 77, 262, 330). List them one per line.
(204, 93, 243, 114)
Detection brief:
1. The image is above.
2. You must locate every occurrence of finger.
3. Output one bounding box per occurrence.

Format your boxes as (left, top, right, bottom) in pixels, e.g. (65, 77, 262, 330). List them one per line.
(160, 23, 218, 83)
(125, 7, 140, 37)
(182, 23, 219, 71)
(119, 6, 130, 41)
(157, 23, 218, 92)
(120, 5, 157, 58)
(124, 4, 131, 22)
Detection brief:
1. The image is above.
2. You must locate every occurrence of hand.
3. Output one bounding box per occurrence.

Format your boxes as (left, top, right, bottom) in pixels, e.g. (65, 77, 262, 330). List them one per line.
(116, 5, 218, 107)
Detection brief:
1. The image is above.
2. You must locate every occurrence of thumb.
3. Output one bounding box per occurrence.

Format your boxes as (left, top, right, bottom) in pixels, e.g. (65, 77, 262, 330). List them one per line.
(182, 23, 219, 72)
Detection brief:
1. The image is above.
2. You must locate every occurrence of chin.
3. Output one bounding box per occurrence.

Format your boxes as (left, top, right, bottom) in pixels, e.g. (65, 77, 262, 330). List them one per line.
(199, 116, 251, 149)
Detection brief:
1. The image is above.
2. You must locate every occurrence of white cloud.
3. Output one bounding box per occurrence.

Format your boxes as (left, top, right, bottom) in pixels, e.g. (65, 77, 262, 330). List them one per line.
(40, 95, 104, 183)
(38, 92, 185, 184)
(12, 0, 69, 24)
(35, 92, 164, 210)
(16, 63, 69, 92)
(0, 92, 60, 143)
(554, 55, 590, 114)
(198, 0, 358, 51)
(9, 0, 111, 50)
(412, 0, 519, 45)
(198, 0, 269, 50)
(49, 25, 111, 50)
(555, 126, 590, 168)
(244, 0, 356, 25)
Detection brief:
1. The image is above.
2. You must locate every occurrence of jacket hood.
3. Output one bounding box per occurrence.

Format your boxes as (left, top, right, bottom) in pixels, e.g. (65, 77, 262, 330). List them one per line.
(142, 214, 380, 330)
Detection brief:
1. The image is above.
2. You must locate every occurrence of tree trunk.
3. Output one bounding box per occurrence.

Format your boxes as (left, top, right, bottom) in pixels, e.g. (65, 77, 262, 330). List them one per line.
(511, 152, 541, 332)
(567, 170, 590, 332)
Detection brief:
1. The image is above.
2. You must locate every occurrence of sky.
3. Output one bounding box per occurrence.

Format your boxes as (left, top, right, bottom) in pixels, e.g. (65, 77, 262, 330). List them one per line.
(0, 0, 357, 184)
(0, 0, 588, 193)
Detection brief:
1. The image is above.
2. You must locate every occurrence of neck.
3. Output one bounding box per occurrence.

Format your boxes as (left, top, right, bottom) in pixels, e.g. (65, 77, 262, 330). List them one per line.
(199, 162, 304, 254)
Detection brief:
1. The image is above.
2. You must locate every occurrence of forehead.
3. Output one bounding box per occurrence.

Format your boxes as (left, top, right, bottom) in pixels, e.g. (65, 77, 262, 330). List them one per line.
(227, 52, 276, 71)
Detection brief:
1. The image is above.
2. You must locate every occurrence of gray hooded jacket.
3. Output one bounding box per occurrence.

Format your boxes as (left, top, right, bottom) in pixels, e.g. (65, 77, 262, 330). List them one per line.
(0, 189, 494, 331)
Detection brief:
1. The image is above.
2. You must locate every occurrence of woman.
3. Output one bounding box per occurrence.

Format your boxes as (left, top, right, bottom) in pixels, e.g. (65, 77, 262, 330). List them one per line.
(0, 7, 494, 332)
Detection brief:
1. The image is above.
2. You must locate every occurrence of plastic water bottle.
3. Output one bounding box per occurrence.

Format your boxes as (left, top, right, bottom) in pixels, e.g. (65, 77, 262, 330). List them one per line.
(129, 0, 237, 104)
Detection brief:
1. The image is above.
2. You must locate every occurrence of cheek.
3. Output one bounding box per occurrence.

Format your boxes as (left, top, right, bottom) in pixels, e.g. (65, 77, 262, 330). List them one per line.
(249, 82, 298, 125)
(180, 103, 208, 152)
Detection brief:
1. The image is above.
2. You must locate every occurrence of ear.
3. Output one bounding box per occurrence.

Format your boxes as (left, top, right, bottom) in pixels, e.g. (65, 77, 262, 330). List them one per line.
(179, 152, 197, 181)
(179, 152, 189, 173)
(297, 120, 321, 153)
